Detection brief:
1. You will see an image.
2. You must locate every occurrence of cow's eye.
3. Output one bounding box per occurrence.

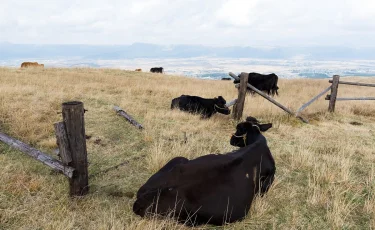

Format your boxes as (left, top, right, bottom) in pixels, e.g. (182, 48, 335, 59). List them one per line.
(168, 188, 173, 191)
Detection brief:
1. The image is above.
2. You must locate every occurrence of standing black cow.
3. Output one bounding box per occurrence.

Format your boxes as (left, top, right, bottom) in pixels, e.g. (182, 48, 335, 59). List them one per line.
(133, 117, 275, 226)
(171, 95, 230, 118)
(234, 72, 279, 96)
(150, 67, 163, 73)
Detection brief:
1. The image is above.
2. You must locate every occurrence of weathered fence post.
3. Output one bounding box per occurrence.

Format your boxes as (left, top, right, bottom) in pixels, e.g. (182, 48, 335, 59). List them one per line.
(233, 72, 249, 120)
(328, 75, 340, 112)
(61, 101, 89, 197)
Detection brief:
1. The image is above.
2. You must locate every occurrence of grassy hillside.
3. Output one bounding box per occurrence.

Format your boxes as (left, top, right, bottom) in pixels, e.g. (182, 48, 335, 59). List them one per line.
(0, 67, 374, 229)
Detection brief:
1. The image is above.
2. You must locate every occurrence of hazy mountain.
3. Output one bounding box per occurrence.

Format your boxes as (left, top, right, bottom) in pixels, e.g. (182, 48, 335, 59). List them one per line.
(1, 42, 375, 60)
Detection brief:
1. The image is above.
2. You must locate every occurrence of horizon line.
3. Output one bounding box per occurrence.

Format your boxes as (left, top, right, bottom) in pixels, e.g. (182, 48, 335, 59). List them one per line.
(1, 42, 375, 49)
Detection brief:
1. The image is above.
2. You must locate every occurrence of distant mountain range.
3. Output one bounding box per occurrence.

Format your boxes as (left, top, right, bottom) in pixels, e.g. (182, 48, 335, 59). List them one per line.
(1, 42, 375, 60)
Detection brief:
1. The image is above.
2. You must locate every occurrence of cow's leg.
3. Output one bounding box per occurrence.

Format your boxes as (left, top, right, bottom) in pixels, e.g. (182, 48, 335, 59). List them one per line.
(260, 173, 275, 196)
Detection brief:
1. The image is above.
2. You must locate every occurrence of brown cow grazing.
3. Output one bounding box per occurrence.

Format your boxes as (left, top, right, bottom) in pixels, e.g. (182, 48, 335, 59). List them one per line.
(135, 69, 142, 72)
(21, 62, 44, 68)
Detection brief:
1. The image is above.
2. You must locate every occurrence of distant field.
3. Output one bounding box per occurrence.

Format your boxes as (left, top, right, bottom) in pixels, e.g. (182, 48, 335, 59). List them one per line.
(3, 57, 375, 79)
(0, 67, 374, 229)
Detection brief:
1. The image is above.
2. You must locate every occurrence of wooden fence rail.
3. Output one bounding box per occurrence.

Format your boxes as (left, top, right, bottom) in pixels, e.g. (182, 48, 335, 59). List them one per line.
(329, 80, 375, 87)
(296, 86, 331, 116)
(336, 97, 375, 101)
(225, 99, 237, 108)
(0, 132, 75, 178)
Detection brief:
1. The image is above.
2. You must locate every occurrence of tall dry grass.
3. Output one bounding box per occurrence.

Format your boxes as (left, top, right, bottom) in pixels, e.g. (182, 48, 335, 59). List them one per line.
(0, 67, 374, 229)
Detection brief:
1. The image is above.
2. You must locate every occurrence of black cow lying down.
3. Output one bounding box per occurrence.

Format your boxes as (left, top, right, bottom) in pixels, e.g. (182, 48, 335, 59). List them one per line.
(234, 72, 279, 96)
(133, 117, 275, 226)
(171, 95, 230, 118)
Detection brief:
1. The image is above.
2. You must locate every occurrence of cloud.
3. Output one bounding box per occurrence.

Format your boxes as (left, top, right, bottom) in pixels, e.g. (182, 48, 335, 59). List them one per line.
(0, 0, 374, 47)
(216, 0, 259, 27)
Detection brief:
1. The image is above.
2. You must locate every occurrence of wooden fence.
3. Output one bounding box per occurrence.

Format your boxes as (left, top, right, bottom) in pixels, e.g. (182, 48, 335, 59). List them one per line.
(0, 101, 89, 197)
(229, 73, 374, 122)
(0, 101, 146, 197)
(229, 72, 308, 123)
(325, 75, 375, 112)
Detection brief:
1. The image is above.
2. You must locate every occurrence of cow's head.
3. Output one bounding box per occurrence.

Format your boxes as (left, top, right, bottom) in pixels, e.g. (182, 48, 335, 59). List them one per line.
(230, 116, 272, 147)
(214, 96, 231, 115)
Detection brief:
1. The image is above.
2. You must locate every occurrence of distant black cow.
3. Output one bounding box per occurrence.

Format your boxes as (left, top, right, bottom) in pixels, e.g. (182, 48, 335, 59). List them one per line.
(234, 72, 279, 96)
(133, 116, 275, 226)
(171, 95, 230, 118)
(150, 67, 163, 73)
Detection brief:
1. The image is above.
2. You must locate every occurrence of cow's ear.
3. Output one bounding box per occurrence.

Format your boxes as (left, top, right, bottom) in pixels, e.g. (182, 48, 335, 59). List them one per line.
(259, 123, 272, 132)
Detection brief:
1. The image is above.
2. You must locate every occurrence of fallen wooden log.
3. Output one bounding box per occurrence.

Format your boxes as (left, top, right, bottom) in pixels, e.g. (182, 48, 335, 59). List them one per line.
(229, 72, 308, 123)
(113, 106, 144, 129)
(0, 132, 74, 178)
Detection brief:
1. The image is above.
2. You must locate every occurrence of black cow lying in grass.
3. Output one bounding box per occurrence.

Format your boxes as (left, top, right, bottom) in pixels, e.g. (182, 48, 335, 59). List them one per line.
(171, 95, 231, 118)
(133, 116, 275, 226)
(234, 72, 279, 96)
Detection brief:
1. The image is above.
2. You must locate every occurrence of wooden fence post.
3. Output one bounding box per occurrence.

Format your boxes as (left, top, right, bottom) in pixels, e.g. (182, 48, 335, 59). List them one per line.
(62, 101, 89, 197)
(328, 75, 340, 112)
(233, 72, 249, 120)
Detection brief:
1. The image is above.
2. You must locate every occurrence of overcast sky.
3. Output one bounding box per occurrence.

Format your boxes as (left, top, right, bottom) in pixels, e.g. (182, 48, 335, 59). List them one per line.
(1, 0, 374, 47)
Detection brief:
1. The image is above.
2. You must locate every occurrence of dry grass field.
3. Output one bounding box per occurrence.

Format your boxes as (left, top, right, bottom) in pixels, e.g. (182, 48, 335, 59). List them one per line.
(0, 67, 374, 230)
